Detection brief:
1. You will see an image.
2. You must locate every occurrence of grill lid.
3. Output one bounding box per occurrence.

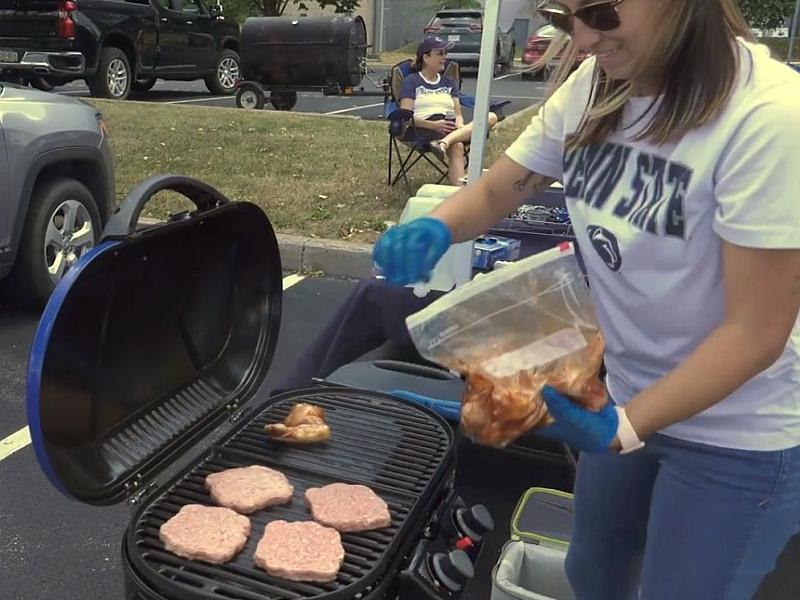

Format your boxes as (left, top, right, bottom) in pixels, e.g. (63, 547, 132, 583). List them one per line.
(26, 176, 283, 506)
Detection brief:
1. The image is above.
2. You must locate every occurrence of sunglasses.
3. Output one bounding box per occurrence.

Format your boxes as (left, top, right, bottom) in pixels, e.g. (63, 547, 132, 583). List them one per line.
(537, 0, 626, 35)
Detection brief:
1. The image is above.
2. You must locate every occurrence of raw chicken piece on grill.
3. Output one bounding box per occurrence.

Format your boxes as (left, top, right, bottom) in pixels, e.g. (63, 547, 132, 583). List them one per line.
(264, 402, 331, 443)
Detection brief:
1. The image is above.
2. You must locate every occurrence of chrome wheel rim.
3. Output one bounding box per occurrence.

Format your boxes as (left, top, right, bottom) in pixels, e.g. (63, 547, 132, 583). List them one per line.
(218, 57, 240, 90)
(44, 199, 95, 283)
(107, 58, 129, 97)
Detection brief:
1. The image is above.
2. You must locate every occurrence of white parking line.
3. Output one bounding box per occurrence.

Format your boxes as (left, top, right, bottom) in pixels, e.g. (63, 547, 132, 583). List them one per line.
(282, 273, 305, 290)
(325, 102, 384, 115)
(0, 273, 306, 463)
(0, 427, 31, 463)
(166, 96, 234, 104)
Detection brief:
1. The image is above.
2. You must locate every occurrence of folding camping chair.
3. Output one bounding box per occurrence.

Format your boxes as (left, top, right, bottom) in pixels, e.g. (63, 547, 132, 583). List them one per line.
(384, 59, 511, 193)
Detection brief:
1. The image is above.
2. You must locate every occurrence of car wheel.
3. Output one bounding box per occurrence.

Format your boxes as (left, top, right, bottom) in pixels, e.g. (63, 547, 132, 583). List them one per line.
(205, 49, 240, 95)
(235, 82, 266, 109)
(132, 77, 157, 93)
(87, 47, 131, 100)
(270, 91, 297, 111)
(7, 178, 102, 309)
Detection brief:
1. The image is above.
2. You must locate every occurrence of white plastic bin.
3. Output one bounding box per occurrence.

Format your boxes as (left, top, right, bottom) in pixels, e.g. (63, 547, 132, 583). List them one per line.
(399, 184, 473, 293)
(490, 488, 575, 600)
(491, 541, 574, 600)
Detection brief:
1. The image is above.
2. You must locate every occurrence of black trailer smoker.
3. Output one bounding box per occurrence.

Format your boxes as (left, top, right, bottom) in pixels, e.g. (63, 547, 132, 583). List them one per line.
(25, 176, 496, 599)
(234, 15, 391, 111)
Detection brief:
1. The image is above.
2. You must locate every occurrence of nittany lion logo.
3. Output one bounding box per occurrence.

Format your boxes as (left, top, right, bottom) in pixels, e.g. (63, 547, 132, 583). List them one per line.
(586, 226, 622, 271)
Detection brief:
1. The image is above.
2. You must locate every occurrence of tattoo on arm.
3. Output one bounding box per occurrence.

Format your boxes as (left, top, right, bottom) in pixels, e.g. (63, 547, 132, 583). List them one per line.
(512, 171, 553, 193)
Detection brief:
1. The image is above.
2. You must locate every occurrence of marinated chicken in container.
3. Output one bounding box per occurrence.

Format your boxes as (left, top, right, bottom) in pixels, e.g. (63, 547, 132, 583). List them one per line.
(460, 330, 606, 447)
(264, 402, 331, 443)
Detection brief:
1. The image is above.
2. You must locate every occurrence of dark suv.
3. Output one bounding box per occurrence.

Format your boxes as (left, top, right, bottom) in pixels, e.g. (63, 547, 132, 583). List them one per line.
(424, 9, 516, 72)
(0, 83, 115, 307)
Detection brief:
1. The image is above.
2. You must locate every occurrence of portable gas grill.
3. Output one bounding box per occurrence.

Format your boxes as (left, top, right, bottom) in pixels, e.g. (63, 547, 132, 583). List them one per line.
(26, 176, 495, 600)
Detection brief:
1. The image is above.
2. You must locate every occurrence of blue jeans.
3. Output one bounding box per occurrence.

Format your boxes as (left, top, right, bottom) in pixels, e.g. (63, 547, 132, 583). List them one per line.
(565, 434, 800, 600)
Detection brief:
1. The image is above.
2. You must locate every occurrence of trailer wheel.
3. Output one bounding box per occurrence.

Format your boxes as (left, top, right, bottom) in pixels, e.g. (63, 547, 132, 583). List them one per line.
(236, 82, 265, 109)
(271, 91, 297, 111)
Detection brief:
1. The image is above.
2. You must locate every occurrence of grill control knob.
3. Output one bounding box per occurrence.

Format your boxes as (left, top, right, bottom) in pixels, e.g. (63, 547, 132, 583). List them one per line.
(431, 549, 474, 593)
(454, 504, 494, 542)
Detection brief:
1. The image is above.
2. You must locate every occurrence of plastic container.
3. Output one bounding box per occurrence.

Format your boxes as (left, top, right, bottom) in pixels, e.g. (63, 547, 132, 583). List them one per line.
(399, 185, 474, 293)
(490, 488, 575, 600)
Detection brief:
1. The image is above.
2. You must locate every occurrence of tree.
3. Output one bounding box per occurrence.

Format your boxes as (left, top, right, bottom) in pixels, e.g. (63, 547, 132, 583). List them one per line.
(737, 0, 795, 30)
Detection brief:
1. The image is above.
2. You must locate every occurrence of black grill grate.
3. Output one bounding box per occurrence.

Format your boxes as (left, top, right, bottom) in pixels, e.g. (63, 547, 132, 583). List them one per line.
(126, 389, 454, 600)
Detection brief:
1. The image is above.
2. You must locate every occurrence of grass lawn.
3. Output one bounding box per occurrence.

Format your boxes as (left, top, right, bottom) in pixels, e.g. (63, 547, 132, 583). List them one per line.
(92, 100, 537, 243)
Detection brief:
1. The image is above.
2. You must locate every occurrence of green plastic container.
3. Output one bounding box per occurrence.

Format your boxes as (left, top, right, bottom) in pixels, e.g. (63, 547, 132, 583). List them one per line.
(510, 487, 574, 550)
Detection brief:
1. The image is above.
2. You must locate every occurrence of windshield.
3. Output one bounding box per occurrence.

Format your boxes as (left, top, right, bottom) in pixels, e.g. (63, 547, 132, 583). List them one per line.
(431, 13, 482, 28)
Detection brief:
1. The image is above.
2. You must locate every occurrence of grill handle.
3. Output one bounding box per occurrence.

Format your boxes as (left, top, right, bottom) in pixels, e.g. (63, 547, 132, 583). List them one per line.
(371, 360, 461, 381)
(102, 174, 229, 239)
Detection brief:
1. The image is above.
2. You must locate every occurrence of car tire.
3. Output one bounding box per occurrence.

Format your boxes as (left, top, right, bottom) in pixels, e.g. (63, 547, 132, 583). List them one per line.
(87, 47, 132, 100)
(205, 49, 240, 95)
(6, 178, 102, 309)
(270, 91, 297, 111)
(132, 77, 157, 93)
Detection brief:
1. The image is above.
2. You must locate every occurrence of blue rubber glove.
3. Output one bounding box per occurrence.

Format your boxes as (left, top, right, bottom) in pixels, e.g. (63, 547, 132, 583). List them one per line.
(372, 217, 452, 286)
(537, 385, 619, 453)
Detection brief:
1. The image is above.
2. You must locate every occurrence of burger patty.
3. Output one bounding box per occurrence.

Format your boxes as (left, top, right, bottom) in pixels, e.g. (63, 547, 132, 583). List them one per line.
(254, 520, 344, 582)
(205, 465, 294, 514)
(159, 504, 251, 564)
(305, 483, 392, 532)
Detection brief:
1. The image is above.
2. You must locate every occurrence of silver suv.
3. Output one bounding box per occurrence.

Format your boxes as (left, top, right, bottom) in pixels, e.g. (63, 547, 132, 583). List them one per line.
(0, 83, 115, 308)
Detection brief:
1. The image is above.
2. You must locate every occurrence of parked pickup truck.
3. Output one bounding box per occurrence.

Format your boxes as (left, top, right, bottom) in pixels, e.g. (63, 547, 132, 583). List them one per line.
(0, 0, 241, 100)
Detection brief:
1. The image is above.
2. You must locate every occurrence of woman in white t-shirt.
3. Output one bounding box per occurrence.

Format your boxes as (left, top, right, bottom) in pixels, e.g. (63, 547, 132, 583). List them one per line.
(374, 1, 800, 598)
(399, 36, 498, 185)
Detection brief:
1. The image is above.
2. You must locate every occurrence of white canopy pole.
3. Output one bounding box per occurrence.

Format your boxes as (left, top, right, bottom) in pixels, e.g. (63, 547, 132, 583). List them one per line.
(466, 0, 502, 185)
(788, 0, 800, 64)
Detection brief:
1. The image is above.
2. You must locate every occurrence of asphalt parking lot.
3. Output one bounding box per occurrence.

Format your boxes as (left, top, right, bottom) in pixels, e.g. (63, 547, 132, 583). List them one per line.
(53, 66, 548, 120)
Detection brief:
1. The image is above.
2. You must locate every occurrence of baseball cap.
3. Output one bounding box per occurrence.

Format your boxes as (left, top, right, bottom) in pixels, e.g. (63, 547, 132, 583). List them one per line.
(417, 36, 455, 60)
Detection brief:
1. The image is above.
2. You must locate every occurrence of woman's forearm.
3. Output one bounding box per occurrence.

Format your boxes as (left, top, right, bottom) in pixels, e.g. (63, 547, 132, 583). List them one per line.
(430, 157, 554, 242)
(413, 117, 438, 130)
(624, 322, 786, 438)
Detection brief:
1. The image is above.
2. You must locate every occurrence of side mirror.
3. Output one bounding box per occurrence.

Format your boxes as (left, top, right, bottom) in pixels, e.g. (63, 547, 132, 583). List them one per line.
(209, 3, 223, 17)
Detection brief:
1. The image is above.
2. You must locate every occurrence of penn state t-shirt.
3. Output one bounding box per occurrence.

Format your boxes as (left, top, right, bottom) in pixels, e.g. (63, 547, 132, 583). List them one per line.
(505, 41, 800, 451)
(399, 72, 460, 120)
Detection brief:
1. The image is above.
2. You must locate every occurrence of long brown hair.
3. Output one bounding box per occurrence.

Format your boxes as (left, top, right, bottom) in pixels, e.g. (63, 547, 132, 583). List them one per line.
(536, 0, 754, 149)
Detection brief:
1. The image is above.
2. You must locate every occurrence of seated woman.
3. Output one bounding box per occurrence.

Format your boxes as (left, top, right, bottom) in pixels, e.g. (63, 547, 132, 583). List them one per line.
(399, 36, 498, 186)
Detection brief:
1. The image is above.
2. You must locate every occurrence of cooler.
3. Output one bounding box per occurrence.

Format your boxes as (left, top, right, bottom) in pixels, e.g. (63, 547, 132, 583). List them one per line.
(491, 488, 575, 600)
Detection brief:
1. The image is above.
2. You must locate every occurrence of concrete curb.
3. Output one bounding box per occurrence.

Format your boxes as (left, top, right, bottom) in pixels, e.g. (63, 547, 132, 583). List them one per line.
(277, 233, 374, 279)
